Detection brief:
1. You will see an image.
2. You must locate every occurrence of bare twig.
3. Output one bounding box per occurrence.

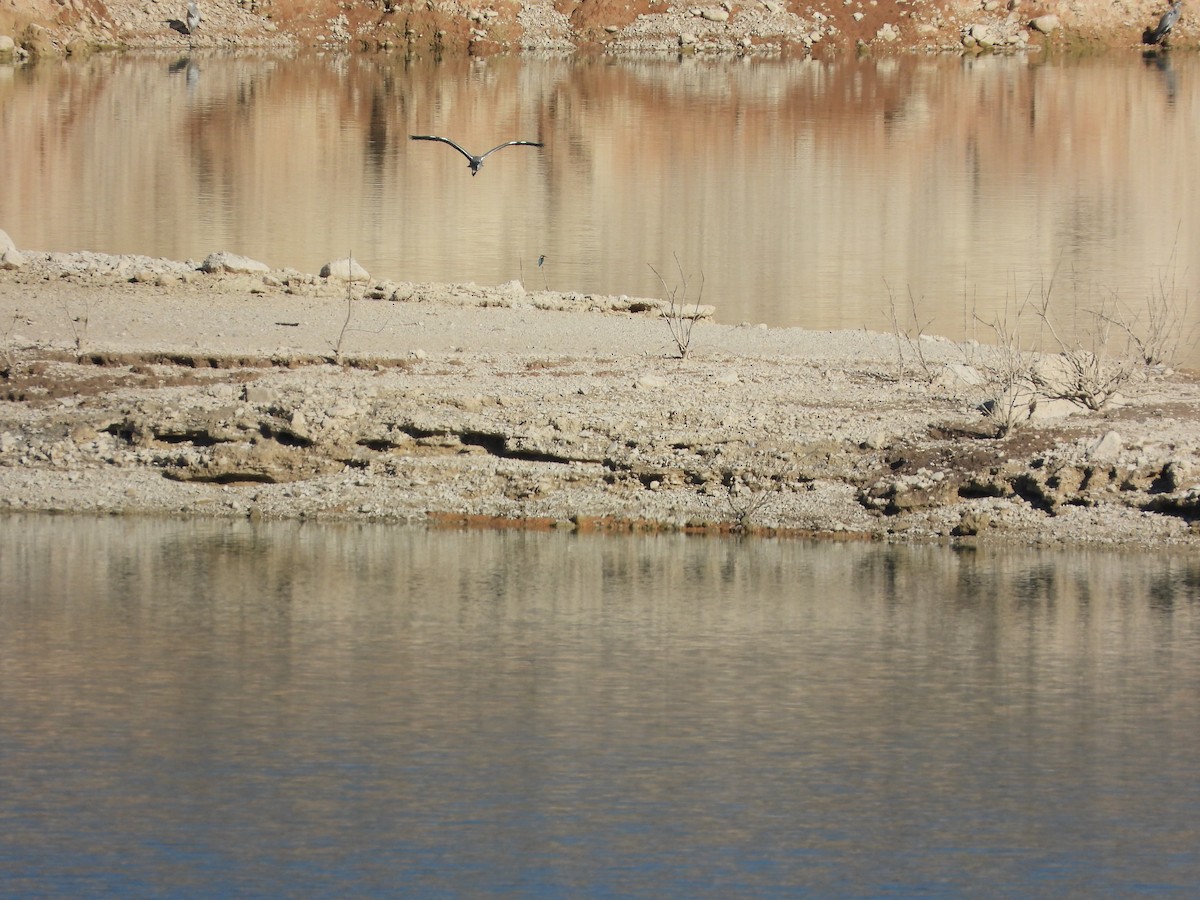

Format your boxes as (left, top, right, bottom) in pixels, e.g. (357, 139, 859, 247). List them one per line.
(1095, 268, 1193, 367)
(884, 278, 936, 381)
(57, 294, 98, 355)
(1, 312, 20, 378)
(1029, 273, 1137, 412)
(649, 253, 704, 360)
(333, 260, 355, 365)
(724, 457, 795, 531)
(974, 286, 1039, 438)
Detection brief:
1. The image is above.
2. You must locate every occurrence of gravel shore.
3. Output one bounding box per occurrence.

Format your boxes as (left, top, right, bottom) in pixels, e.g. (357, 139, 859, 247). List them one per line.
(2, 243, 1199, 548)
(1, 0, 1184, 61)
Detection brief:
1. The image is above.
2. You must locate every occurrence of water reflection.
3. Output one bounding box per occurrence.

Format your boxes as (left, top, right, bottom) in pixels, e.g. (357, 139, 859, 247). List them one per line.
(1, 515, 1198, 895)
(0, 52, 1198, 365)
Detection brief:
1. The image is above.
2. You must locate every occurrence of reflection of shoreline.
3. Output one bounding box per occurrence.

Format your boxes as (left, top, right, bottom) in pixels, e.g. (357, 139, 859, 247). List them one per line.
(0, 54, 1196, 366)
(4, 513, 1198, 897)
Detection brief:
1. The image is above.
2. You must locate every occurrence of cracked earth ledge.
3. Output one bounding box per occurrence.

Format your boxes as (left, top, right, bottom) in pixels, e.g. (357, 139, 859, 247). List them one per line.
(2, 245, 1199, 549)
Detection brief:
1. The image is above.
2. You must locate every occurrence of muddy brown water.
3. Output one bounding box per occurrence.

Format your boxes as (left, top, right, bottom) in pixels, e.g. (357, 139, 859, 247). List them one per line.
(1, 51, 1198, 367)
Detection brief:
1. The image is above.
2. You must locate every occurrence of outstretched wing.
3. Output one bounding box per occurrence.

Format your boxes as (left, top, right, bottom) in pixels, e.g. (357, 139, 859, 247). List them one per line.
(410, 135, 476, 163)
(479, 140, 544, 160)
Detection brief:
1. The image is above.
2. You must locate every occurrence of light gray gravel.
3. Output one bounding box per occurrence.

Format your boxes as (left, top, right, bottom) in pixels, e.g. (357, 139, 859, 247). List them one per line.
(2, 249, 1199, 548)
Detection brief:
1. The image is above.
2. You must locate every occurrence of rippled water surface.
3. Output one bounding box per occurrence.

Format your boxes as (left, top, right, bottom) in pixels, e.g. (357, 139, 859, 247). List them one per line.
(1, 52, 1198, 363)
(2, 516, 1199, 896)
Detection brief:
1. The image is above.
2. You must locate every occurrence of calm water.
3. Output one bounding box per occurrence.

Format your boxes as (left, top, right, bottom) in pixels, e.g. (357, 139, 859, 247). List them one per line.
(1, 51, 1199, 364)
(1, 515, 1199, 896)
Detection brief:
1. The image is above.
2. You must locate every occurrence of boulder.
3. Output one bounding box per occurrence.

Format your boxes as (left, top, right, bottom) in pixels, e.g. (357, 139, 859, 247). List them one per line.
(1087, 430, 1122, 462)
(1030, 15, 1059, 34)
(320, 257, 370, 281)
(200, 251, 271, 275)
(22, 24, 61, 59)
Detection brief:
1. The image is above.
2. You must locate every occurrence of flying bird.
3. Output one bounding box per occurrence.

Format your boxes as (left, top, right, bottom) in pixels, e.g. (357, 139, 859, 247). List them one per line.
(409, 135, 543, 176)
(1147, 0, 1182, 44)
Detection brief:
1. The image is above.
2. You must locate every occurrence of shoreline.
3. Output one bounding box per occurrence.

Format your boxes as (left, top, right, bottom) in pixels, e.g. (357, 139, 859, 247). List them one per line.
(0, 0, 1188, 62)
(2, 245, 1199, 549)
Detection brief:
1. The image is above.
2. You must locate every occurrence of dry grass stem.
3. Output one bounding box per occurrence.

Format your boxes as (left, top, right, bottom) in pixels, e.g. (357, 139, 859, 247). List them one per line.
(649, 253, 704, 360)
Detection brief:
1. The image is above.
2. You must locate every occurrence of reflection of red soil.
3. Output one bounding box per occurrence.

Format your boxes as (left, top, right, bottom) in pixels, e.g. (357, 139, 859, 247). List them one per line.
(0, 0, 1187, 57)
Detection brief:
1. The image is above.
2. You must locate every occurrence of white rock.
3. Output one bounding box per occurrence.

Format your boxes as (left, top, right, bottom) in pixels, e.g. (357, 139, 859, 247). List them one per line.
(1030, 14, 1058, 33)
(201, 251, 271, 275)
(326, 401, 358, 418)
(701, 8, 730, 21)
(941, 363, 985, 387)
(0, 227, 15, 253)
(0, 248, 23, 270)
(970, 23, 994, 43)
(1088, 431, 1122, 461)
(1027, 397, 1078, 423)
(320, 257, 370, 281)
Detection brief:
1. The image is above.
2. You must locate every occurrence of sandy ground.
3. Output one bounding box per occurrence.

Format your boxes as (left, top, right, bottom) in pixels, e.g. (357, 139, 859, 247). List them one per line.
(2, 242, 1199, 548)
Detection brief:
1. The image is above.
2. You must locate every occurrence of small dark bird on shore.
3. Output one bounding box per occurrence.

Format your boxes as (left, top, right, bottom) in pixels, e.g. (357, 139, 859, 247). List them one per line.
(1146, 0, 1182, 44)
(409, 135, 543, 176)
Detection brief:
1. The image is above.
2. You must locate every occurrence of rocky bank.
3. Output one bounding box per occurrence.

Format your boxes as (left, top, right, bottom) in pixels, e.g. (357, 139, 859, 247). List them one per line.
(2, 236, 1199, 548)
(0, 0, 1191, 61)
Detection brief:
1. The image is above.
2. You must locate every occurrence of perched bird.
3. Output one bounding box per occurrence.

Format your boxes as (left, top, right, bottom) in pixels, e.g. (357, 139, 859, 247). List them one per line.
(1147, 0, 1182, 44)
(409, 135, 543, 176)
(185, 0, 201, 36)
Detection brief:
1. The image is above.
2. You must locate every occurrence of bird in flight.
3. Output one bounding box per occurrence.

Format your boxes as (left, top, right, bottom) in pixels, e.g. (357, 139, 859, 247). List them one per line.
(409, 135, 543, 176)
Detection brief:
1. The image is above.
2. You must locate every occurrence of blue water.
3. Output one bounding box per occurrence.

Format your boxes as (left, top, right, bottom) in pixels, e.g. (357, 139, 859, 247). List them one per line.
(1, 516, 1198, 896)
